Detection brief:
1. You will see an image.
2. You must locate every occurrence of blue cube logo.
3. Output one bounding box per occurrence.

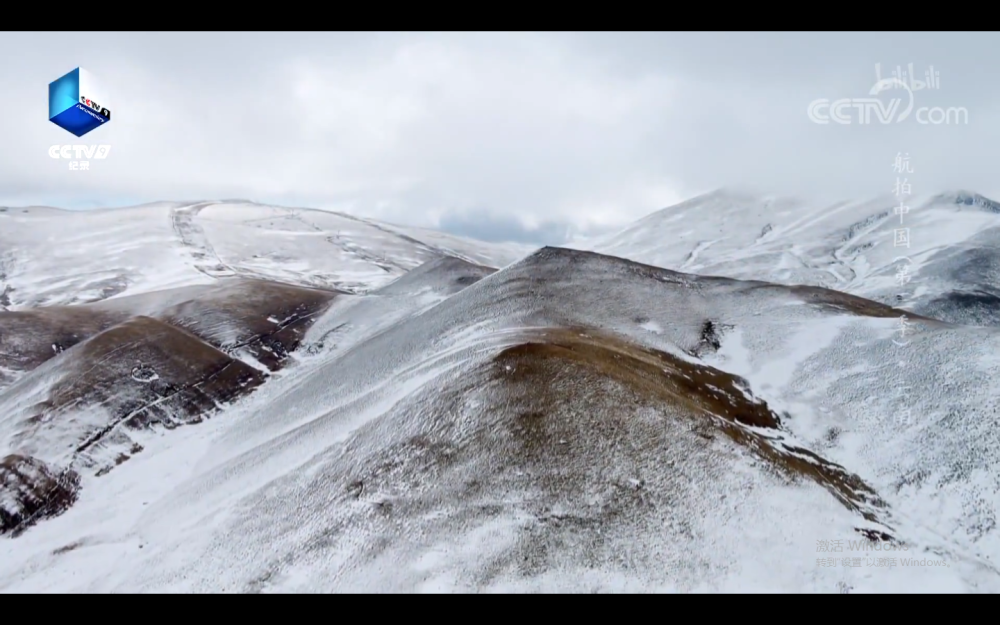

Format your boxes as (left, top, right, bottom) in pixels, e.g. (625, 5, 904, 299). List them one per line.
(49, 68, 111, 137)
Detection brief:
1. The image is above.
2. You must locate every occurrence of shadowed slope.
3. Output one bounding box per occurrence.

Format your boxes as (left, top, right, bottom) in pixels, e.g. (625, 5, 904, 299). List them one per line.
(0, 307, 129, 383)
(0, 278, 341, 386)
(0, 316, 267, 535)
(4, 316, 266, 464)
(0, 278, 334, 537)
(149, 279, 340, 370)
(0, 455, 79, 537)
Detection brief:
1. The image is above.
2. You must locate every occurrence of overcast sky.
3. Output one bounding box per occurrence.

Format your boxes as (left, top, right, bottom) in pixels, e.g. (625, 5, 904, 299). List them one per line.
(1, 32, 997, 243)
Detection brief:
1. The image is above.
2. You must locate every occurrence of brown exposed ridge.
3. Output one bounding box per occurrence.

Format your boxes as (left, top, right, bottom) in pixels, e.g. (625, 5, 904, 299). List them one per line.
(154, 278, 339, 371)
(0, 307, 129, 376)
(491, 327, 892, 536)
(6, 316, 266, 474)
(515, 246, 944, 323)
(2, 317, 272, 538)
(1, 279, 334, 537)
(767, 284, 942, 322)
(0, 277, 340, 382)
(52, 316, 266, 448)
(0, 455, 80, 537)
(517, 246, 766, 288)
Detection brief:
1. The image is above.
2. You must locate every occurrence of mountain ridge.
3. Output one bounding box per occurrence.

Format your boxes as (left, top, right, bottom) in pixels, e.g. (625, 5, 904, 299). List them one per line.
(1, 199, 998, 592)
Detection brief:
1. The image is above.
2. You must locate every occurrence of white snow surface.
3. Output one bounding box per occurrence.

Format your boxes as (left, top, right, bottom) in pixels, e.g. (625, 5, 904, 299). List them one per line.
(0, 201, 534, 308)
(577, 188, 1000, 325)
(1, 197, 999, 593)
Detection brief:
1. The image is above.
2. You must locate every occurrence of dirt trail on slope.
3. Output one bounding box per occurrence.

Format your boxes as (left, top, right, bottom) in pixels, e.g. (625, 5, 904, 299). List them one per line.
(169, 202, 238, 279)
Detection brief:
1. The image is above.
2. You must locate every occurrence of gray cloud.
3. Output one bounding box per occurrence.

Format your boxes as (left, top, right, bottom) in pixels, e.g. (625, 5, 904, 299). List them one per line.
(436, 209, 578, 245)
(2, 32, 998, 231)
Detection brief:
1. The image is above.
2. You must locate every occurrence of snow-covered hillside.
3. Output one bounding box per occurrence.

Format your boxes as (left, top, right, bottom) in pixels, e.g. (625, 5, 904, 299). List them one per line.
(579, 189, 1000, 326)
(0, 201, 534, 308)
(0, 201, 532, 544)
(1, 198, 998, 593)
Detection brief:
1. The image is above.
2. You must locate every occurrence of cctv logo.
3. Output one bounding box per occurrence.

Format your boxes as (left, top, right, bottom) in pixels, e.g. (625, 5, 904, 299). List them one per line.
(49, 67, 111, 137)
(48, 145, 111, 159)
(48, 144, 110, 170)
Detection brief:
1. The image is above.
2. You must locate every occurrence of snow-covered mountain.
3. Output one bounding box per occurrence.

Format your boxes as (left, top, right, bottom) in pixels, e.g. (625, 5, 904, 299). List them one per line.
(0, 201, 531, 543)
(1, 196, 998, 593)
(0, 201, 534, 308)
(578, 189, 1000, 326)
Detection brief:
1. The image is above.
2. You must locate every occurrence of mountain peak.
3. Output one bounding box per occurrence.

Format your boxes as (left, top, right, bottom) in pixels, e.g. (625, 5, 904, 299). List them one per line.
(708, 185, 770, 201)
(929, 190, 1000, 213)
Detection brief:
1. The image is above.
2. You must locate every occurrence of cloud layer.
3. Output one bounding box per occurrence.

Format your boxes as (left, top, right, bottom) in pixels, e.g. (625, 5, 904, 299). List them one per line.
(2, 32, 998, 242)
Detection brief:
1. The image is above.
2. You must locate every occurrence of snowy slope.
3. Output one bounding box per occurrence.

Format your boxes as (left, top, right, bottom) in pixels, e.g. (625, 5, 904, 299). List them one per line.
(0, 278, 340, 391)
(0, 201, 535, 308)
(579, 189, 1000, 326)
(2, 247, 998, 592)
(0, 203, 208, 309)
(0, 201, 530, 541)
(0, 276, 346, 529)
